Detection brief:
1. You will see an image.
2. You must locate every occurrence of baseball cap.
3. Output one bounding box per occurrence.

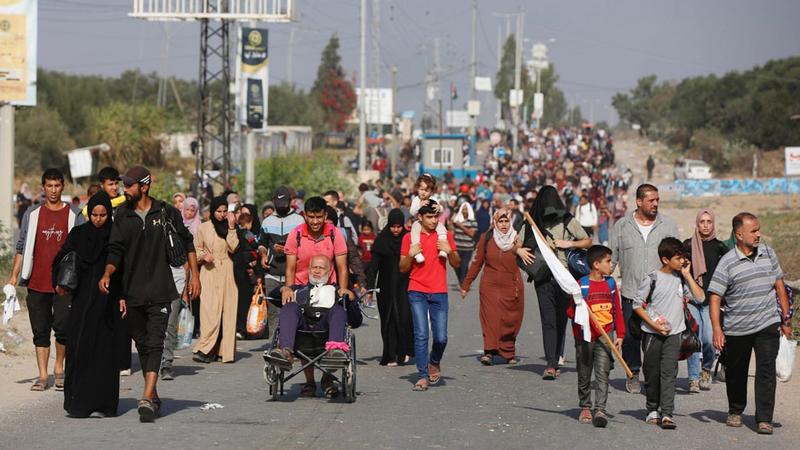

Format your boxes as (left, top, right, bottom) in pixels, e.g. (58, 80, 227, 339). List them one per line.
(272, 186, 292, 208)
(121, 166, 152, 187)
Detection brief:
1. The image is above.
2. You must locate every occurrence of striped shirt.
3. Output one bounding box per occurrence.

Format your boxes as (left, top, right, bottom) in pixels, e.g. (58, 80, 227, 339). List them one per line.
(453, 219, 477, 251)
(707, 244, 783, 336)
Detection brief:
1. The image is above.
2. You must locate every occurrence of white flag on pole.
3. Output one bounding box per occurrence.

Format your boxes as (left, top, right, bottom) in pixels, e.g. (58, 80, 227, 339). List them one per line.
(530, 225, 592, 342)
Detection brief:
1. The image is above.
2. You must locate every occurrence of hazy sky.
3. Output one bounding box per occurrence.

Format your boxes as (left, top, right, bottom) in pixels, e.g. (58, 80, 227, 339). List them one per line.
(40, 0, 800, 125)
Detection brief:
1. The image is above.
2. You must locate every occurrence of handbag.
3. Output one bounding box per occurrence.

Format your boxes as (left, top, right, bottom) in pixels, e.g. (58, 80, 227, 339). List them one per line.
(55, 251, 79, 290)
(160, 202, 188, 267)
(678, 306, 700, 360)
(246, 284, 268, 336)
(562, 220, 590, 278)
(516, 225, 552, 284)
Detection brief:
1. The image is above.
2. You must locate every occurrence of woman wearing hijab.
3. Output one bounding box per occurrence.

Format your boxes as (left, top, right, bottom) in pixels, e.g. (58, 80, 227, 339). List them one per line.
(520, 185, 592, 379)
(53, 192, 119, 418)
(16, 183, 33, 228)
(683, 209, 728, 392)
(182, 196, 202, 236)
(233, 203, 264, 339)
(192, 197, 240, 363)
(366, 209, 415, 366)
(451, 201, 477, 284)
(460, 209, 525, 365)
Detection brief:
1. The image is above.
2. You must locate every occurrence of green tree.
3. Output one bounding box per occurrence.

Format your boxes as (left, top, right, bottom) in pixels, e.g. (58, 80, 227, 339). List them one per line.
(535, 63, 568, 127)
(88, 102, 167, 169)
(494, 34, 534, 121)
(254, 152, 351, 206)
(568, 105, 585, 127)
(269, 82, 324, 130)
(311, 35, 357, 132)
(612, 75, 675, 138)
(14, 105, 75, 171)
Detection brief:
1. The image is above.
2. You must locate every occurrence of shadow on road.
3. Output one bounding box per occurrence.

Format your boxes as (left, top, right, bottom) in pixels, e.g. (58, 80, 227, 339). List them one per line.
(506, 363, 576, 375)
(172, 365, 205, 377)
(517, 406, 582, 420)
(118, 397, 206, 417)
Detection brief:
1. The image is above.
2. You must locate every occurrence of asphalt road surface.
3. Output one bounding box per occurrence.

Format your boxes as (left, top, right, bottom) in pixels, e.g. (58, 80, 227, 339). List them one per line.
(1, 271, 797, 449)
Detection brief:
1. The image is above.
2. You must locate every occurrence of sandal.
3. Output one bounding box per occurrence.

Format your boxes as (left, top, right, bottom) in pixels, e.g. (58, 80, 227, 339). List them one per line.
(479, 354, 493, 366)
(506, 357, 518, 365)
(542, 367, 557, 380)
(300, 382, 316, 398)
(757, 422, 773, 435)
(30, 378, 48, 391)
(726, 414, 743, 428)
(321, 373, 339, 399)
(578, 408, 593, 424)
(54, 373, 65, 391)
(660, 416, 677, 430)
(137, 399, 156, 423)
(413, 378, 429, 391)
(428, 363, 441, 384)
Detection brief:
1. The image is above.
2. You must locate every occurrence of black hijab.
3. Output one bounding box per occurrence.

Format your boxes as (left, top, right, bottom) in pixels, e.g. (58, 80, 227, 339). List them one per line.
(209, 196, 230, 239)
(241, 203, 261, 232)
(76, 191, 113, 263)
(530, 185, 569, 230)
(372, 208, 407, 257)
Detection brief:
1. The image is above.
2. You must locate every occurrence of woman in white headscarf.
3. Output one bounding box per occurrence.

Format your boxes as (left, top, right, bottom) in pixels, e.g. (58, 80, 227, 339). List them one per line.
(450, 201, 477, 284)
(460, 208, 526, 365)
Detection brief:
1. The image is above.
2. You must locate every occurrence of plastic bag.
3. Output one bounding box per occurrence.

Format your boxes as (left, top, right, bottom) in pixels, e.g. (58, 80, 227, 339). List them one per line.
(246, 284, 268, 336)
(776, 335, 797, 383)
(176, 305, 194, 350)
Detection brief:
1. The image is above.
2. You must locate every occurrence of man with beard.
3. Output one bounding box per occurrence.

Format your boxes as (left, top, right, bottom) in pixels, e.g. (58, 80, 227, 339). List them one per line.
(98, 166, 200, 422)
(609, 183, 678, 394)
(269, 255, 350, 398)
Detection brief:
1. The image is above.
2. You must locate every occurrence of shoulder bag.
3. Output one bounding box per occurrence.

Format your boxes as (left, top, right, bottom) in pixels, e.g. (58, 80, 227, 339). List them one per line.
(55, 251, 80, 290)
(160, 202, 188, 267)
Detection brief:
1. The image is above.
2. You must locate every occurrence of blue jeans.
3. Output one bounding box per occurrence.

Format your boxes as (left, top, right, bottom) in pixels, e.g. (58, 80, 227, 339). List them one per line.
(686, 302, 715, 380)
(621, 297, 641, 374)
(408, 291, 449, 379)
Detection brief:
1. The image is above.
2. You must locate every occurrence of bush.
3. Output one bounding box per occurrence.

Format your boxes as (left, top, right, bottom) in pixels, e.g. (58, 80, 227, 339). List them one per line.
(253, 151, 351, 206)
(689, 128, 729, 172)
(0, 223, 15, 282)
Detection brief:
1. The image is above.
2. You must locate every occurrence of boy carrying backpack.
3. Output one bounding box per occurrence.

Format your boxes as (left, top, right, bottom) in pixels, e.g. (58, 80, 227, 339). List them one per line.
(633, 237, 705, 430)
(567, 245, 625, 427)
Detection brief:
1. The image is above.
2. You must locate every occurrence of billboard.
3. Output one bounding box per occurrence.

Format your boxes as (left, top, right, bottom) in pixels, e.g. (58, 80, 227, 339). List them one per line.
(0, 0, 37, 105)
(356, 88, 393, 125)
(236, 27, 269, 131)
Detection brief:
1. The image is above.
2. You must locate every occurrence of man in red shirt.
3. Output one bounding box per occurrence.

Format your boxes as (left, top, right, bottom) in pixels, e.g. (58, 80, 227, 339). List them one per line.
(8, 169, 84, 391)
(400, 199, 460, 391)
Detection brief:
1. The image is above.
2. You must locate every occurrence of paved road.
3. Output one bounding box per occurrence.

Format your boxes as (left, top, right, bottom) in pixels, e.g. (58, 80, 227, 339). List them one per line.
(1, 271, 798, 449)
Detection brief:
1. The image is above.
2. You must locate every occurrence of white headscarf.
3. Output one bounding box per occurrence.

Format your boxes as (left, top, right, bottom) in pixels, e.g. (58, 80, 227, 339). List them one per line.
(453, 202, 475, 224)
(491, 208, 517, 251)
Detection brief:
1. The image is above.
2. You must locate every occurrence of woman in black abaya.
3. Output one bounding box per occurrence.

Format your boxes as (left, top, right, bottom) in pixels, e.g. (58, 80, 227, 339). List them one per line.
(53, 192, 120, 418)
(366, 209, 415, 366)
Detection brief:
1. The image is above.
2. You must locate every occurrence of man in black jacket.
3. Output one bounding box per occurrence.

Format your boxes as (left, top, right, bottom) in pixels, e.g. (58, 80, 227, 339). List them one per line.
(98, 166, 200, 423)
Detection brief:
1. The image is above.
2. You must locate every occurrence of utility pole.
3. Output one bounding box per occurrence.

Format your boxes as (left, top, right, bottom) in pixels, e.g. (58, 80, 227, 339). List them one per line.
(496, 24, 501, 128)
(0, 104, 13, 234)
(358, 0, 367, 172)
(469, 0, 477, 137)
(390, 65, 398, 178)
(512, 11, 524, 158)
(287, 26, 296, 85)
(372, 0, 381, 135)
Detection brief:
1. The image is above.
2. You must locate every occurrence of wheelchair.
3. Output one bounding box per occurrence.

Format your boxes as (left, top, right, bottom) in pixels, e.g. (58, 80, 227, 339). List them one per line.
(262, 288, 378, 403)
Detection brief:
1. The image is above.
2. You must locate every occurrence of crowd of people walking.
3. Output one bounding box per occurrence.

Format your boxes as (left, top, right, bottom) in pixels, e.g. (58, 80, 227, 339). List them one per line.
(5, 125, 794, 434)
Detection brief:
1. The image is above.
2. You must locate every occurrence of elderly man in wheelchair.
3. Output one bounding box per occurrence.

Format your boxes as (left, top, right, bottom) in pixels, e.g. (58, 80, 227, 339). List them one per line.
(266, 254, 357, 399)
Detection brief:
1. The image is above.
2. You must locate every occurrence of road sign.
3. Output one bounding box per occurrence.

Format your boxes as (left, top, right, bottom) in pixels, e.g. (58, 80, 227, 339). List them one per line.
(786, 147, 800, 176)
(533, 93, 544, 118)
(474, 76, 492, 92)
(446, 110, 470, 128)
(467, 100, 480, 117)
(508, 89, 523, 107)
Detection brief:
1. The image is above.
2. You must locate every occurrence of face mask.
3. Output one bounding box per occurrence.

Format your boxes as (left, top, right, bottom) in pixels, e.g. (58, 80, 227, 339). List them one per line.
(275, 205, 290, 216)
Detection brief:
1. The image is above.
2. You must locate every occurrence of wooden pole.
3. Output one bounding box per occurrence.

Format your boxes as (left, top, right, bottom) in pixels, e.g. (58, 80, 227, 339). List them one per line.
(522, 211, 632, 378)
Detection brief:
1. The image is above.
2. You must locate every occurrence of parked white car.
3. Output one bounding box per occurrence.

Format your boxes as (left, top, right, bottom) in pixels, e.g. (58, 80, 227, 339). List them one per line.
(674, 159, 712, 180)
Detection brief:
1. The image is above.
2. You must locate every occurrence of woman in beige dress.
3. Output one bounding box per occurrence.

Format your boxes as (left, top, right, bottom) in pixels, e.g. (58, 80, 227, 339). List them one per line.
(192, 196, 240, 363)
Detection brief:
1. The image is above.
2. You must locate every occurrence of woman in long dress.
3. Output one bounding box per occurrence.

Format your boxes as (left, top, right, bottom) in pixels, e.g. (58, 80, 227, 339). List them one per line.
(460, 209, 525, 365)
(54, 192, 119, 418)
(366, 209, 415, 366)
(192, 196, 240, 363)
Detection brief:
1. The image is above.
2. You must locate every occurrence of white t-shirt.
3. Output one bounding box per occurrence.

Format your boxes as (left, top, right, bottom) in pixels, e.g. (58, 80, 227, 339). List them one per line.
(637, 221, 655, 242)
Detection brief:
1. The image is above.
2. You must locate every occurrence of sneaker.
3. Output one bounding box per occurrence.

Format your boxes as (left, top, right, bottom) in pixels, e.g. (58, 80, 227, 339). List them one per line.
(645, 411, 661, 425)
(726, 414, 743, 428)
(626, 374, 641, 394)
(119, 368, 132, 377)
(558, 356, 565, 366)
(592, 410, 608, 428)
(688, 379, 700, 393)
(192, 351, 212, 364)
(578, 408, 592, 424)
(236, 332, 244, 340)
(414, 253, 425, 263)
(137, 399, 156, 423)
(715, 364, 726, 382)
(160, 367, 175, 381)
(438, 250, 448, 259)
(699, 369, 712, 390)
